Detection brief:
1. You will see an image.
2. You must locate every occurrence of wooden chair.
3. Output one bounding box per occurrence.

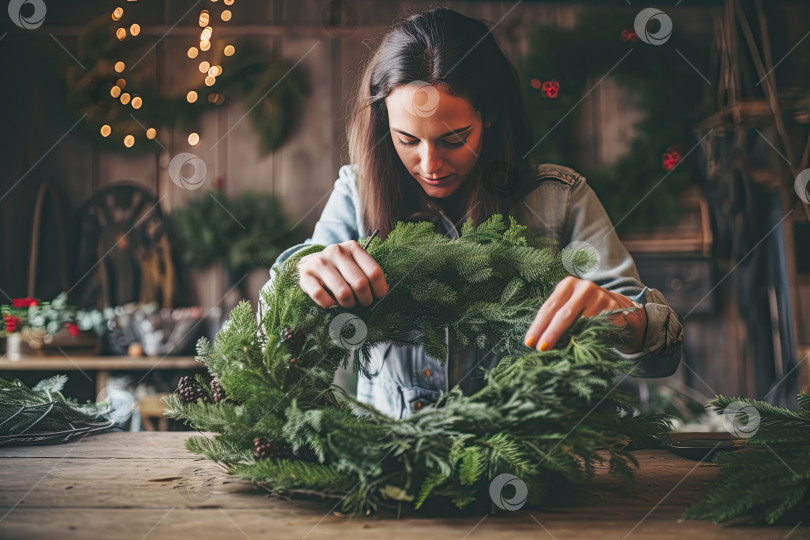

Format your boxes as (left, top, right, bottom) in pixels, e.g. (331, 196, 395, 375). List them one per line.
(138, 394, 170, 431)
(71, 182, 176, 310)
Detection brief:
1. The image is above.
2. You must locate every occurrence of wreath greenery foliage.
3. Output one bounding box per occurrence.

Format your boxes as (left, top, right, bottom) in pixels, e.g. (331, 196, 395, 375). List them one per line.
(522, 11, 706, 234)
(0, 375, 112, 446)
(164, 215, 670, 516)
(170, 189, 292, 274)
(684, 394, 810, 524)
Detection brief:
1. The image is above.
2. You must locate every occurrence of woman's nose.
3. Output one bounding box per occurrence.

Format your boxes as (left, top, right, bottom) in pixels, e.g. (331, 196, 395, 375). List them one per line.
(419, 143, 443, 175)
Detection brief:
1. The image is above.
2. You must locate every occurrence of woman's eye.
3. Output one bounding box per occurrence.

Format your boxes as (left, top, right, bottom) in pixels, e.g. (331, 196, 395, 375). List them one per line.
(444, 138, 467, 147)
(397, 138, 468, 147)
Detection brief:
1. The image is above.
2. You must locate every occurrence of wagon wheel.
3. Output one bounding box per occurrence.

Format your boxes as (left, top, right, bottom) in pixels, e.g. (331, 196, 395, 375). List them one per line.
(72, 182, 175, 310)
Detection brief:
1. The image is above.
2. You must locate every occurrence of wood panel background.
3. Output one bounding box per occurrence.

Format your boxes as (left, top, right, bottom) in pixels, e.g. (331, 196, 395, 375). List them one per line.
(2, 1, 806, 403)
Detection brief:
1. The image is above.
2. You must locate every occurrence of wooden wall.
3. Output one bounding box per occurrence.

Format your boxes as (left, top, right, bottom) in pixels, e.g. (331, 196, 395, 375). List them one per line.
(5, 0, 804, 403)
(1, 0, 628, 308)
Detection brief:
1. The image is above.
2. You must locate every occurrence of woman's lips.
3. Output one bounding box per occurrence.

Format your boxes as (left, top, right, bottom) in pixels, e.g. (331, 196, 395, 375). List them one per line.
(419, 174, 452, 185)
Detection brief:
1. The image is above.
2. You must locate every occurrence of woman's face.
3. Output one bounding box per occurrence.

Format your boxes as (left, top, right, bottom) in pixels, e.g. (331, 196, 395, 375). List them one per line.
(385, 82, 484, 198)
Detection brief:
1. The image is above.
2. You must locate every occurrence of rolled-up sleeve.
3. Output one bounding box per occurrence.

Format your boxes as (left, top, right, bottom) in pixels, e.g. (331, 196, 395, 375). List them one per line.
(257, 164, 364, 323)
(562, 175, 684, 378)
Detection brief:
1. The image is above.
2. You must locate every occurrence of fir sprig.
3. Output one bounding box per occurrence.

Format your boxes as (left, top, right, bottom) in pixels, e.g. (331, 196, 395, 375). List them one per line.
(684, 394, 810, 524)
(0, 375, 112, 445)
(164, 214, 670, 516)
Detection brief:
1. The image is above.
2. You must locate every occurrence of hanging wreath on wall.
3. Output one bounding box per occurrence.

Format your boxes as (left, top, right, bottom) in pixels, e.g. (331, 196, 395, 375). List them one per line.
(170, 186, 293, 275)
(62, 7, 308, 154)
(523, 11, 706, 234)
(164, 216, 670, 516)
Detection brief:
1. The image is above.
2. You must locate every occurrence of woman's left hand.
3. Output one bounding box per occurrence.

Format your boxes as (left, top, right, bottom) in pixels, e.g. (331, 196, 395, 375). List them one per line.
(524, 276, 647, 354)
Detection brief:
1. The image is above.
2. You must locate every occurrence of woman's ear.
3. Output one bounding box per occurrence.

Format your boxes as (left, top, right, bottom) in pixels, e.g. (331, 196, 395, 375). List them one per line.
(484, 119, 492, 128)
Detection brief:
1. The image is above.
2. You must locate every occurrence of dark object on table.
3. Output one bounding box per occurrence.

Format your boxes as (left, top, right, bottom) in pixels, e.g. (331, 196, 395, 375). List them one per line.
(655, 432, 746, 461)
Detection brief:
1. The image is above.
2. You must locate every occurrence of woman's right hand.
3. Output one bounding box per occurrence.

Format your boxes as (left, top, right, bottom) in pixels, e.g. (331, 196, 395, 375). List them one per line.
(297, 240, 389, 309)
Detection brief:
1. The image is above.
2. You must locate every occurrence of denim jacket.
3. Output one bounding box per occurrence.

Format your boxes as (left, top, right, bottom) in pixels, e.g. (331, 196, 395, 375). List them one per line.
(259, 163, 684, 420)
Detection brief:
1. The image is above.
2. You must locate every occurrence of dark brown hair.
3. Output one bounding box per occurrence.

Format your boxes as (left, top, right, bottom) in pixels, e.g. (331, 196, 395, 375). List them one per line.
(347, 7, 536, 239)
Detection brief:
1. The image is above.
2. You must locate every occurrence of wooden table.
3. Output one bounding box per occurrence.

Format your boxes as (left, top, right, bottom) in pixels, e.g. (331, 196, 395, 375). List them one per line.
(0, 432, 806, 539)
(0, 355, 203, 395)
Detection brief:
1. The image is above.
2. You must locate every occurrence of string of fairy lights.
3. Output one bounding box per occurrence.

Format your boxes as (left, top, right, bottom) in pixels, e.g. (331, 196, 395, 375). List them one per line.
(101, 0, 237, 149)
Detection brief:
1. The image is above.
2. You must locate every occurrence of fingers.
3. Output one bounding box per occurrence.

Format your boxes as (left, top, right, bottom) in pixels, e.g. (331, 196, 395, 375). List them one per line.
(299, 271, 338, 309)
(524, 277, 595, 351)
(524, 277, 644, 352)
(297, 241, 389, 309)
(346, 241, 389, 299)
(319, 257, 362, 308)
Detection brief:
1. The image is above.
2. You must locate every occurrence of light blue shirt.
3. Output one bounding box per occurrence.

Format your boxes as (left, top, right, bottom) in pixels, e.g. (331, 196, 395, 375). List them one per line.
(259, 163, 684, 419)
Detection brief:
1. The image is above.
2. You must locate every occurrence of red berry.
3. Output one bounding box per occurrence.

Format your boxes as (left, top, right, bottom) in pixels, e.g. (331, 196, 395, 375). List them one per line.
(541, 80, 560, 99)
(662, 147, 682, 170)
(5, 315, 20, 333)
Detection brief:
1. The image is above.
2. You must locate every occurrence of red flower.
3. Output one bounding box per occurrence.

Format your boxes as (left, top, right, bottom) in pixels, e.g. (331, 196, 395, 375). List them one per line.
(530, 78, 542, 90)
(4, 314, 21, 333)
(662, 146, 683, 171)
(620, 29, 639, 42)
(11, 297, 37, 308)
(65, 322, 80, 337)
(541, 79, 560, 99)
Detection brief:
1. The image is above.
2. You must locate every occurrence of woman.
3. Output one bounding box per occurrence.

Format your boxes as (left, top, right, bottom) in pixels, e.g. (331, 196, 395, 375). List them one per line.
(260, 8, 683, 419)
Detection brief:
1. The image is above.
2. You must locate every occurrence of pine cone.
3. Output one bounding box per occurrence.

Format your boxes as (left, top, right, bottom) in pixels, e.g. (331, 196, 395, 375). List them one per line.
(253, 437, 293, 460)
(210, 379, 226, 403)
(279, 327, 306, 357)
(176, 375, 209, 405)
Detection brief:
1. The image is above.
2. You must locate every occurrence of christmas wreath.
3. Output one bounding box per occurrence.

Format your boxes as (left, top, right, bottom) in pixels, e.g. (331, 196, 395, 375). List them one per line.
(61, 12, 308, 154)
(164, 215, 670, 516)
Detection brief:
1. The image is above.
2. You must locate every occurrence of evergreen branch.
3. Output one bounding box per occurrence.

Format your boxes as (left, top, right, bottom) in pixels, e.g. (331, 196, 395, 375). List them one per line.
(0, 376, 112, 445)
(169, 215, 672, 516)
(685, 393, 810, 524)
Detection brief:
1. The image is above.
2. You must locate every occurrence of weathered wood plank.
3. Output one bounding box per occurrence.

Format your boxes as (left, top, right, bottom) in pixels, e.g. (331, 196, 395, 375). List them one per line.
(0, 433, 805, 539)
(0, 432, 194, 459)
(0, 459, 272, 509)
(0, 507, 799, 540)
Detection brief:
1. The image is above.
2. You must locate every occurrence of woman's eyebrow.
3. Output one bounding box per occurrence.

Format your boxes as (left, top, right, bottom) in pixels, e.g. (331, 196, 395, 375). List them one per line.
(391, 125, 472, 139)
